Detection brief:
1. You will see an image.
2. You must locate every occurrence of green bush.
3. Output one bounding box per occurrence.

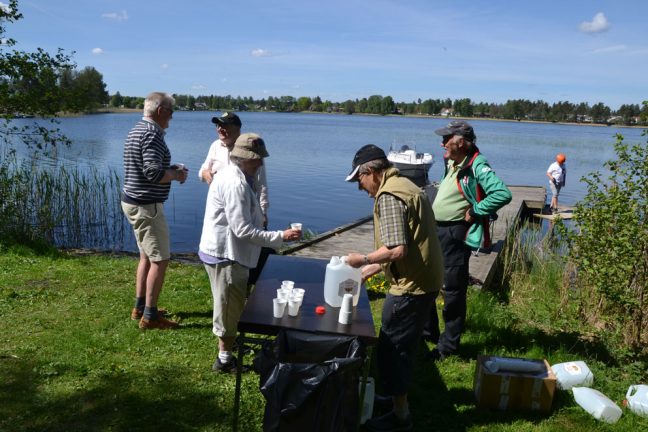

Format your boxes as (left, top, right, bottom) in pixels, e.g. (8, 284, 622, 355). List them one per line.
(558, 130, 647, 352)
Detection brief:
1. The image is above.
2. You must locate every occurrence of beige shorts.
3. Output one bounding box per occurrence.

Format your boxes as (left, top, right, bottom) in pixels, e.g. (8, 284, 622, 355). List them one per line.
(121, 201, 170, 261)
(204, 261, 249, 338)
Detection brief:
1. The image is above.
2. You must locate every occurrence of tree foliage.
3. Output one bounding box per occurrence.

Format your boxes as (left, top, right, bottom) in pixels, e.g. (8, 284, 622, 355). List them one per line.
(61, 66, 109, 112)
(0, 0, 74, 149)
(559, 120, 648, 350)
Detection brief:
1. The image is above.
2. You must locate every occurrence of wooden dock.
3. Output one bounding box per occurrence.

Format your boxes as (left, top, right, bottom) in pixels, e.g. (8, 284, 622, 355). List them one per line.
(282, 185, 547, 290)
(533, 205, 574, 220)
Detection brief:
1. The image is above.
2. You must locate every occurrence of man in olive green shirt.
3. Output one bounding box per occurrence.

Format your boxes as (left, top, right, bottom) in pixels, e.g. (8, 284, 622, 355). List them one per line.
(346, 144, 443, 432)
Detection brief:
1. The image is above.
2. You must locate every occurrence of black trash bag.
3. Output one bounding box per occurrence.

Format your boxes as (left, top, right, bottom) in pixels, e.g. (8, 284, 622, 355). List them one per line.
(255, 330, 365, 432)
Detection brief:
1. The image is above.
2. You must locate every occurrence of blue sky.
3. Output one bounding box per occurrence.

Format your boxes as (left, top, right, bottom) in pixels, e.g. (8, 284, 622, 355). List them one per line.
(6, 0, 647, 109)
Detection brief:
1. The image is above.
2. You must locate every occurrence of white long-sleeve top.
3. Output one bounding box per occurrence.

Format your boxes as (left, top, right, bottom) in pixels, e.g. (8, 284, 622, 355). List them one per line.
(198, 139, 269, 214)
(199, 164, 283, 268)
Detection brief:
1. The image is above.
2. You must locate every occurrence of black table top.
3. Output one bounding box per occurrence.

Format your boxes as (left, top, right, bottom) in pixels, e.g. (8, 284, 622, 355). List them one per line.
(238, 255, 378, 344)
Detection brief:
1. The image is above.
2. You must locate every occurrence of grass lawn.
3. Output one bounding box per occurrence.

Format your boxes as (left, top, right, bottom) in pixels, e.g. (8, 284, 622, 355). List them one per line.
(1, 247, 647, 431)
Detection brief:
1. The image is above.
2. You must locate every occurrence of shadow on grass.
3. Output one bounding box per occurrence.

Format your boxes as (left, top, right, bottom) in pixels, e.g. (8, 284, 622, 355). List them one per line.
(174, 310, 212, 319)
(463, 322, 618, 367)
(0, 356, 237, 432)
(408, 351, 565, 431)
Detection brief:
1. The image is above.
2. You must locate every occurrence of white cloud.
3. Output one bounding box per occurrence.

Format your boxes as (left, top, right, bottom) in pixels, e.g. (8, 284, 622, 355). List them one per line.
(251, 48, 273, 57)
(91, 47, 104, 55)
(590, 45, 626, 54)
(102, 10, 128, 21)
(579, 12, 610, 33)
(160, 64, 169, 70)
(191, 84, 206, 90)
(0, 2, 12, 14)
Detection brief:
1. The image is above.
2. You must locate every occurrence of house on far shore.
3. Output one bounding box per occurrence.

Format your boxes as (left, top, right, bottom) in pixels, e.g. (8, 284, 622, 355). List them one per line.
(440, 107, 454, 117)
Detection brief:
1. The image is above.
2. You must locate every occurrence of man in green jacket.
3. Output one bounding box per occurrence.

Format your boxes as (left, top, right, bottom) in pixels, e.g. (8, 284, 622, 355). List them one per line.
(346, 144, 443, 432)
(424, 120, 512, 361)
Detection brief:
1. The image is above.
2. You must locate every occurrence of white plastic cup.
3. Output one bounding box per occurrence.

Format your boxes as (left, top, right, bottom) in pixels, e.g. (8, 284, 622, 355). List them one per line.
(289, 293, 303, 305)
(176, 163, 185, 171)
(277, 289, 289, 301)
(288, 299, 300, 316)
(290, 223, 302, 230)
(292, 288, 305, 297)
(341, 293, 354, 313)
(273, 298, 287, 318)
(338, 310, 352, 324)
(281, 280, 295, 290)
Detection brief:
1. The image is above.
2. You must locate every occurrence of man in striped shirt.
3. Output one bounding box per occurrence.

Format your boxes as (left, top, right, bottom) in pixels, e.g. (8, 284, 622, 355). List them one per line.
(121, 92, 188, 330)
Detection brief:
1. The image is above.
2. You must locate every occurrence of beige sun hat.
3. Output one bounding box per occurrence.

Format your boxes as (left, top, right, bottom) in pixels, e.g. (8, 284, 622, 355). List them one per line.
(230, 133, 269, 159)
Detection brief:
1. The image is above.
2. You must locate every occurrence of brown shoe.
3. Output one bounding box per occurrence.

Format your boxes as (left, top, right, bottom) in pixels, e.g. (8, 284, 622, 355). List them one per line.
(131, 307, 167, 320)
(139, 315, 179, 330)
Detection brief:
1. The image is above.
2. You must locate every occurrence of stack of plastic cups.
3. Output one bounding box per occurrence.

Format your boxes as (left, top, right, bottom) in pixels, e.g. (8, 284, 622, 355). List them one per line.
(288, 287, 304, 316)
(338, 293, 353, 324)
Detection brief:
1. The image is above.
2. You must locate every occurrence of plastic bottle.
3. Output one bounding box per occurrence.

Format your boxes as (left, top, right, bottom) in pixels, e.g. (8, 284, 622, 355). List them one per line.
(551, 361, 594, 390)
(323, 256, 361, 307)
(572, 387, 622, 423)
(625, 384, 648, 417)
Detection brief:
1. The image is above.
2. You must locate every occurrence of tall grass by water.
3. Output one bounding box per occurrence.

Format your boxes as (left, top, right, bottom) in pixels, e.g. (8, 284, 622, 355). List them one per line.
(0, 150, 125, 250)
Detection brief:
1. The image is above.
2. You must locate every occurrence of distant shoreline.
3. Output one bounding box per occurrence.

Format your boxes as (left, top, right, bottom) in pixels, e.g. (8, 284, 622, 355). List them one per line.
(65, 107, 645, 129)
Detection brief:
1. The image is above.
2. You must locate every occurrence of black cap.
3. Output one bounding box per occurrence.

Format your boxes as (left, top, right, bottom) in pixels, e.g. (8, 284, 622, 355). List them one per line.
(211, 112, 242, 127)
(345, 144, 386, 182)
(434, 120, 476, 141)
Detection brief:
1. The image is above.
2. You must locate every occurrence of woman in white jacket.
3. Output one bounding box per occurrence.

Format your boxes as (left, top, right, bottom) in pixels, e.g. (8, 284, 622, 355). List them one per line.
(199, 133, 301, 373)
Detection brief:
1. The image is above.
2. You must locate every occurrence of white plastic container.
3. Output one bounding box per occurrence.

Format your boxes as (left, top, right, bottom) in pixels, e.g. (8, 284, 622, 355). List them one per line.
(551, 361, 594, 390)
(323, 256, 361, 307)
(359, 377, 375, 425)
(626, 384, 648, 417)
(572, 387, 622, 423)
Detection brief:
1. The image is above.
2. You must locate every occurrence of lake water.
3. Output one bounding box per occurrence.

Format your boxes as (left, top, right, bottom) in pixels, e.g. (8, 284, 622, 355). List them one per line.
(9, 112, 645, 252)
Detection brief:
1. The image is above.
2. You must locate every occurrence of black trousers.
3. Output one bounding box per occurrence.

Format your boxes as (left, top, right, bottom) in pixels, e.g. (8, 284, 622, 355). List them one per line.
(378, 292, 434, 396)
(247, 247, 275, 286)
(424, 221, 471, 356)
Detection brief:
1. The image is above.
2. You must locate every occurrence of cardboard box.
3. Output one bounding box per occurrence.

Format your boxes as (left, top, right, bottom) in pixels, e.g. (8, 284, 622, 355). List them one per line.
(473, 355, 557, 413)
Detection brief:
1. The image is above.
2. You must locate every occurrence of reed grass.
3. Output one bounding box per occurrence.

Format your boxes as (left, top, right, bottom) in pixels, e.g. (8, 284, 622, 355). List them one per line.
(0, 150, 125, 249)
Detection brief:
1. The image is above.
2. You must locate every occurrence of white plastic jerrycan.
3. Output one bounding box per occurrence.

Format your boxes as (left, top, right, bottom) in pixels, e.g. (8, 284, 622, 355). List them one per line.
(323, 256, 361, 307)
(572, 387, 622, 424)
(551, 361, 594, 390)
(626, 384, 648, 417)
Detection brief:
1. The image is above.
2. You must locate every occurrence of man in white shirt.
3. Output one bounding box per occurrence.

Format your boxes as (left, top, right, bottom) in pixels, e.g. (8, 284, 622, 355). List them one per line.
(198, 112, 269, 223)
(199, 112, 271, 284)
(546, 153, 567, 214)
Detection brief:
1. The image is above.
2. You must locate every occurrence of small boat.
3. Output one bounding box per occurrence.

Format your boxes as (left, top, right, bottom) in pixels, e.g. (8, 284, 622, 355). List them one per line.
(387, 143, 434, 186)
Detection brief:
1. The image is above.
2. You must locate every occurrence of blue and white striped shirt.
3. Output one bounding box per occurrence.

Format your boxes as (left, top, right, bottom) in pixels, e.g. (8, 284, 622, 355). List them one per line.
(122, 118, 171, 204)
